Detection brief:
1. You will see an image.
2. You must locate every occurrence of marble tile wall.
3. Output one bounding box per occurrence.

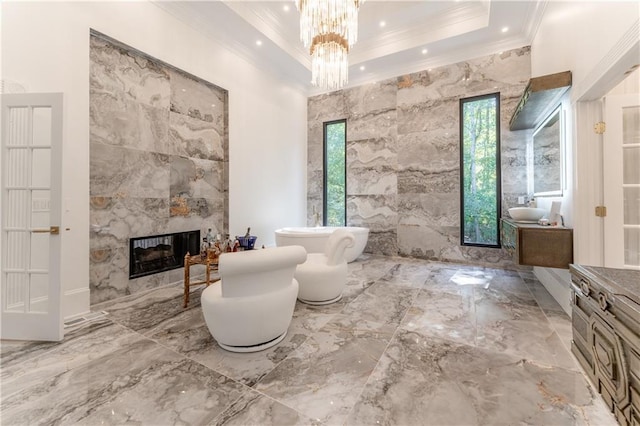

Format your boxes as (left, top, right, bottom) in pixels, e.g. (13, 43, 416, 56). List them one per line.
(308, 47, 531, 267)
(89, 33, 229, 304)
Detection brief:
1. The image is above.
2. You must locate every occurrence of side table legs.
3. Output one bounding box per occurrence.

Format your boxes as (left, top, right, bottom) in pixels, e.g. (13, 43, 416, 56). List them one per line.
(183, 252, 219, 308)
(184, 252, 192, 308)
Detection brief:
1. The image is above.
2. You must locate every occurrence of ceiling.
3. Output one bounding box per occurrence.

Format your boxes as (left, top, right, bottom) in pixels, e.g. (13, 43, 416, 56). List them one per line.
(153, 1, 546, 95)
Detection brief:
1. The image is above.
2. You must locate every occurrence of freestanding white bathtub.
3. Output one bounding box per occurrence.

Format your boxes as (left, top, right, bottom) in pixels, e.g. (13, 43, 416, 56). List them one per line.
(275, 226, 369, 263)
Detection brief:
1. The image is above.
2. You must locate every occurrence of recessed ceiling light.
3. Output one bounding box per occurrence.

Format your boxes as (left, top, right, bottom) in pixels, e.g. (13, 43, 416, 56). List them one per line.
(181, 89, 186, 92)
(379, 21, 386, 28)
(421, 48, 428, 55)
(283, 4, 290, 12)
(256, 40, 263, 46)
(501, 26, 509, 33)
(360, 65, 365, 71)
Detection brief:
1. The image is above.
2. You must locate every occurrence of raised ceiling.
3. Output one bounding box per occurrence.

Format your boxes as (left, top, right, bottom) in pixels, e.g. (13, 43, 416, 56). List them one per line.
(154, 1, 546, 94)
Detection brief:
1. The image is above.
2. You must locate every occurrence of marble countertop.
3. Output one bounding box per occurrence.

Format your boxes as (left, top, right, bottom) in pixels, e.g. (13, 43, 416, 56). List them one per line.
(501, 218, 571, 230)
(571, 264, 640, 303)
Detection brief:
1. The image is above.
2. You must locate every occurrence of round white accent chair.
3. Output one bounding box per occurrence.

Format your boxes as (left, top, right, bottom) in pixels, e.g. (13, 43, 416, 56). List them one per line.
(200, 245, 307, 352)
(294, 229, 355, 305)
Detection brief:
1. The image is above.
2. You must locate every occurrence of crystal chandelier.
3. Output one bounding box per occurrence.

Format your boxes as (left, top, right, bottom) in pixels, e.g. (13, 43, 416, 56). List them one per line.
(296, 0, 365, 90)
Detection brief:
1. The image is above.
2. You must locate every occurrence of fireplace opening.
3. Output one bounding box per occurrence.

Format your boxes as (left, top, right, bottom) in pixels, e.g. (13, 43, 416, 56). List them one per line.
(129, 230, 200, 279)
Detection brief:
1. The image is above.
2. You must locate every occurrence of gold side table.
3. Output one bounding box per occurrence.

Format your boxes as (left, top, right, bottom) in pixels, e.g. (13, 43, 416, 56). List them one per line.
(183, 251, 220, 308)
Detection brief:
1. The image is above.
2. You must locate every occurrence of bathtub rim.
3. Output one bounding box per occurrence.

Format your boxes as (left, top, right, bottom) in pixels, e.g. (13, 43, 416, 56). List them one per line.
(275, 226, 369, 237)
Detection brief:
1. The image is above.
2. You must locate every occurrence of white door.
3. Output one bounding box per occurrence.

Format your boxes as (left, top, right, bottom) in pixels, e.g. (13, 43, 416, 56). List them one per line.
(603, 93, 640, 269)
(1, 93, 63, 341)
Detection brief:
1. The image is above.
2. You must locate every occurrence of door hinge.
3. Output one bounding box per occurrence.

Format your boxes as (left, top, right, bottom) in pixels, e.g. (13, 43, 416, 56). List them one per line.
(594, 121, 606, 134)
(595, 206, 607, 217)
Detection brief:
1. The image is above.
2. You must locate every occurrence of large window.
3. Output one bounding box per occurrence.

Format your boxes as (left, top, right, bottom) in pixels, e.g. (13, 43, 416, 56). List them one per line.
(324, 120, 346, 226)
(459, 93, 501, 247)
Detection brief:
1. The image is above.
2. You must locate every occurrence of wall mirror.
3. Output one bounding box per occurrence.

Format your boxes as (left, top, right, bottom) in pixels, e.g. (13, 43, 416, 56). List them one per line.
(531, 107, 563, 196)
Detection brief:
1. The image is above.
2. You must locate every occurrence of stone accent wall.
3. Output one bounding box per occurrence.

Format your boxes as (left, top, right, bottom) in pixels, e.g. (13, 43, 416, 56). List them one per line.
(89, 32, 228, 304)
(308, 47, 531, 267)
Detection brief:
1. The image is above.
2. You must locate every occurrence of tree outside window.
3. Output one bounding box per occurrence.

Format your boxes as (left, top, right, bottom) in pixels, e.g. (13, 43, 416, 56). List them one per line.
(324, 120, 346, 226)
(460, 93, 501, 247)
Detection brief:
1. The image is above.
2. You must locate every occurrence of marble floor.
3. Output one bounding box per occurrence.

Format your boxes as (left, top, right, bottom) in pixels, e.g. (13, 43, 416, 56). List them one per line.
(1, 255, 616, 425)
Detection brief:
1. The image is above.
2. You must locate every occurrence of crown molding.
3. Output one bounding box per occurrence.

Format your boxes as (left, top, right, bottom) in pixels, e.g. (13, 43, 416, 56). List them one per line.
(574, 18, 640, 101)
(522, 0, 547, 44)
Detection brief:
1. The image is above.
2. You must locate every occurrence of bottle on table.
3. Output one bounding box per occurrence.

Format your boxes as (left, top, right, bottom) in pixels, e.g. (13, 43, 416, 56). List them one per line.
(200, 238, 208, 257)
(205, 228, 214, 247)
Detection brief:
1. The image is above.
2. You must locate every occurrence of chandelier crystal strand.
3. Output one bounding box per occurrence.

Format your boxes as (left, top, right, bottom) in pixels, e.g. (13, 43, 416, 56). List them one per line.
(310, 35, 349, 89)
(296, 0, 365, 90)
(296, 0, 363, 47)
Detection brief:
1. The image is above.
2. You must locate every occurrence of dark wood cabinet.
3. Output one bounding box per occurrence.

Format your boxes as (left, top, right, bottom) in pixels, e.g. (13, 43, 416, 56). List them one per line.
(500, 218, 573, 269)
(570, 265, 640, 426)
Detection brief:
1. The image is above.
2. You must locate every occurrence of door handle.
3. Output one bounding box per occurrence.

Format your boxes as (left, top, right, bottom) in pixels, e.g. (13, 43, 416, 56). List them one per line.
(32, 226, 60, 235)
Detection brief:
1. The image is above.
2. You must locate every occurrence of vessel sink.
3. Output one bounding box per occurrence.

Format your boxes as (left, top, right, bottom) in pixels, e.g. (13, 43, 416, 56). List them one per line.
(508, 207, 546, 222)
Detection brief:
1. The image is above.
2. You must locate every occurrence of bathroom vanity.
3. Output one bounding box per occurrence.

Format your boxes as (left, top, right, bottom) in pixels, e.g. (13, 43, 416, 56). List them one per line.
(500, 218, 573, 269)
(570, 265, 640, 426)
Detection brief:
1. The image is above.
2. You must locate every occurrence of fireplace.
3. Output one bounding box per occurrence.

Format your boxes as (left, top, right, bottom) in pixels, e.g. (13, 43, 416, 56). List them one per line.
(129, 230, 200, 279)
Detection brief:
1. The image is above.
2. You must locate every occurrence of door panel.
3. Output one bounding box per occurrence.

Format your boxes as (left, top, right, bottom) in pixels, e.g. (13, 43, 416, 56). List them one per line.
(1, 93, 63, 341)
(604, 94, 640, 269)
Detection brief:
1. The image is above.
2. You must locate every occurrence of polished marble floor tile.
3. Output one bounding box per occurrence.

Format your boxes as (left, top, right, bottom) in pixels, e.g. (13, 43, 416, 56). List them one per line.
(401, 286, 476, 345)
(346, 329, 607, 426)
(2, 332, 247, 425)
(340, 281, 418, 325)
(2, 319, 131, 398)
(211, 390, 320, 426)
(92, 283, 201, 333)
(254, 315, 396, 425)
(377, 260, 432, 289)
(168, 302, 336, 387)
(1, 255, 615, 425)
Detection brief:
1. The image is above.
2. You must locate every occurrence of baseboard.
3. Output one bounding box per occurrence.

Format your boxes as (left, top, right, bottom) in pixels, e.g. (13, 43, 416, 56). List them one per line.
(63, 287, 91, 321)
(533, 266, 571, 316)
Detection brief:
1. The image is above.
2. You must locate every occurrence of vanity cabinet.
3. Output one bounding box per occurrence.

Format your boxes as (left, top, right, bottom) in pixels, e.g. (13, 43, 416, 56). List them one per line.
(500, 218, 573, 269)
(570, 265, 640, 426)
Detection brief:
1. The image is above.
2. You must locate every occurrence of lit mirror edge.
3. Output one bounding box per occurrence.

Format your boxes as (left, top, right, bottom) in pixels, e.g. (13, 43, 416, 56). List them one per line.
(531, 105, 564, 197)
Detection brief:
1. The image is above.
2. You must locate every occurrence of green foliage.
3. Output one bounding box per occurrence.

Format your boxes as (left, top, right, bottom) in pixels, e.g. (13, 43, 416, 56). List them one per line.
(325, 121, 346, 226)
(461, 97, 498, 245)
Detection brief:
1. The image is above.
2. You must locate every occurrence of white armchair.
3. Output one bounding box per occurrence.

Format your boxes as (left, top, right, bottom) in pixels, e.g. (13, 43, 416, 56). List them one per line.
(200, 245, 307, 352)
(294, 229, 355, 305)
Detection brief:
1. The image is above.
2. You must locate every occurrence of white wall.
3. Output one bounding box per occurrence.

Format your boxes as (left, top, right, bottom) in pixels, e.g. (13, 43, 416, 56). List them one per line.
(531, 1, 639, 243)
(530, 2, 639, 93)
(1, 1, 308, 318)
(530, 2, 639, 307)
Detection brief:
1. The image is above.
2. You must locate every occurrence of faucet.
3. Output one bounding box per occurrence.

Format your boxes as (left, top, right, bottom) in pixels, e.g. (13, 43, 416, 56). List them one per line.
(526, 196, 537, 208)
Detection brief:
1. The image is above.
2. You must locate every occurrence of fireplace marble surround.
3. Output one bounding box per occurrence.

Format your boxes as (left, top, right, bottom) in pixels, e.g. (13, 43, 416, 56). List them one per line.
(89, 32, 229, 304)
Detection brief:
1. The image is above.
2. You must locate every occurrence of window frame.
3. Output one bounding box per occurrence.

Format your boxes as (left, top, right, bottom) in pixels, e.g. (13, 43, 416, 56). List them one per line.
(323, 119, 347, 227)
(458, 92, 502, 248)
